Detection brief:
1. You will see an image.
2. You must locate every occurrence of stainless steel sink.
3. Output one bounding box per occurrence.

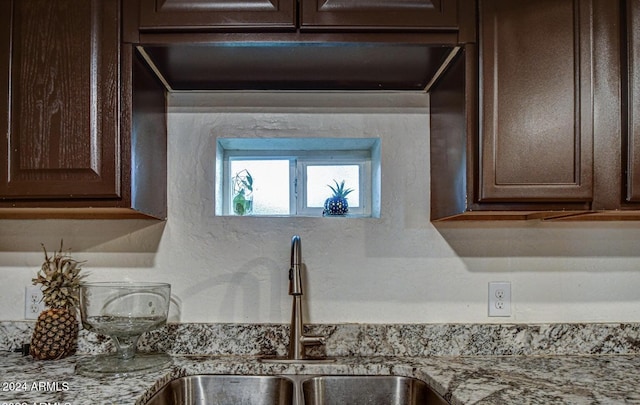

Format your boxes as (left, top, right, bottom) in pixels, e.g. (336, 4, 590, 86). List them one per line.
(144, 375, 294, 405)
(144, 375, 448, 405)
(301, 375, 448, 405)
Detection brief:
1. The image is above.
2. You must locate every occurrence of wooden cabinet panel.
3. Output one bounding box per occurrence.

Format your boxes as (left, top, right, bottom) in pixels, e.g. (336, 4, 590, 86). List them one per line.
(0, 1, 167, 219)
(627, 0, 640, 201)
(300, 0, 458, 30)
(139, 0, 296, 30)
(430, 47, 474, 220)
(478, 0, 593, 202)
(0, 0, 120, 199)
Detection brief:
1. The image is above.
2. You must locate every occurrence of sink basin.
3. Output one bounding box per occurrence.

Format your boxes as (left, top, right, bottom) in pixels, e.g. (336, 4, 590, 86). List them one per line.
(301, 375, 448, 405)
(144, 375, 294, 405)
(144, 374, 447, 405)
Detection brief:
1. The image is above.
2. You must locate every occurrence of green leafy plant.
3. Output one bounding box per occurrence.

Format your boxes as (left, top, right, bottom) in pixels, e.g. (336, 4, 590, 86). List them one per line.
(232, 169, 253, 215)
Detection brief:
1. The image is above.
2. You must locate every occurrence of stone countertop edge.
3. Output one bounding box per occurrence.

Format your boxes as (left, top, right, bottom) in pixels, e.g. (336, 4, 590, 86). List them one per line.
(3, 353, 640, 405)
(5, 322, 640, 357)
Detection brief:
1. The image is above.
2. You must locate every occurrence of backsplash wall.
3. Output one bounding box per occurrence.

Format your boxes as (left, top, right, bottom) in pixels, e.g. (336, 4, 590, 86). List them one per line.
(1, 92, 640, 324)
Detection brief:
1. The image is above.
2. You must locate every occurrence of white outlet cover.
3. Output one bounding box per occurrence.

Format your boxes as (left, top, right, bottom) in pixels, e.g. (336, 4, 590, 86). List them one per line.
(488, 281, 511, 317)
(25, 286, 45, 320)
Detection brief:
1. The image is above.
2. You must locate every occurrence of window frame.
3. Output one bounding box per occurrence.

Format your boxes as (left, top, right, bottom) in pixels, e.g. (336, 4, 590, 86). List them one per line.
(218, 138, 378, 217)
(224, 155, 296, 216)
(297, 154, 371, 217)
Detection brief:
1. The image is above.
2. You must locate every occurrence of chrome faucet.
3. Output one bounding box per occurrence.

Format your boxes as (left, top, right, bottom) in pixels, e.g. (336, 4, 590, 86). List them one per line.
(287, 235, 326, 361)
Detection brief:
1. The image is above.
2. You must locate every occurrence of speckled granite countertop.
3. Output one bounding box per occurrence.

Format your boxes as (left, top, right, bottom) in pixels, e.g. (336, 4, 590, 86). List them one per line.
(2, 353, 640, 405)
(3, 322, 640, 404)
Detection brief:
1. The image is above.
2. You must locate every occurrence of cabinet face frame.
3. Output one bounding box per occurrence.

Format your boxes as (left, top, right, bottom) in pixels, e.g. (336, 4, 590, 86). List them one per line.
(478, 0, 594, 203)
(135, 0, 464, 33)
(138, 0, 296, 30)
(0, 0, 121, 200)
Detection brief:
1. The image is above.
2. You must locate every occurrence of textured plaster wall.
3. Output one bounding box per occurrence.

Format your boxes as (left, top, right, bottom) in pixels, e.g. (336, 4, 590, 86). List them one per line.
(1, 92, 640, 324)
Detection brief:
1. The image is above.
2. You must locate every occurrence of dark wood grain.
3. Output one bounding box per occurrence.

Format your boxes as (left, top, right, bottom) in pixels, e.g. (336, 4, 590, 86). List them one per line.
(139, 0, 296, 30)
(300, 0, 458, 30)
(1, 0, 120, 198)
(479, 0, 593, 202)
(626, 0, 640, 201)
(429, 0, 628, 220)
(0, 1, 167, 219)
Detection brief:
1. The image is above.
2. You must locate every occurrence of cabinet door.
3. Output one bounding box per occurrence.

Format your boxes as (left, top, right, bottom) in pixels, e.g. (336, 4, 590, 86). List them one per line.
(479, 0, 593, 202)
(0, 0, 120, 199)
(627, 0, 640, 201)
(139, 0, 296, 30)
(300, 0, 458, 30)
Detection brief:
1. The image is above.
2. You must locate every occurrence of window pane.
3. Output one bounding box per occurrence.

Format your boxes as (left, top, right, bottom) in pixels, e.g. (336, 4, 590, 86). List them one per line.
(230, 160, 290, 215)
(306, 165, 360, 207)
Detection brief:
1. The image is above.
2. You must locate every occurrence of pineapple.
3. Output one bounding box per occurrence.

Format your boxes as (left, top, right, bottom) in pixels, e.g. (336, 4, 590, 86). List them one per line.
(323, 179, 354, 216)
(30, 241, 85, 360)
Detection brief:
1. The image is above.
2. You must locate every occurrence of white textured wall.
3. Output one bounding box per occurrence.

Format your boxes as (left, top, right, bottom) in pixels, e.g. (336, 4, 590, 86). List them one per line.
(1, 92, 640, 324)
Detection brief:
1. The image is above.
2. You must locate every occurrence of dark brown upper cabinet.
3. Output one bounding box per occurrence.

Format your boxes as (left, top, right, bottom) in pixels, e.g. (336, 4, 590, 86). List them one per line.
(138, 0, 297, 31)
(626, 0, 640, 202)
(430, 0, 627, 220)
(133, 0, 465, 34)
(300, 0, 458, 31)
(0, 0, 166, 219)
(478, 0, 593, 204)
(126, 0, 474, 91)
(0, 1, 120, 200)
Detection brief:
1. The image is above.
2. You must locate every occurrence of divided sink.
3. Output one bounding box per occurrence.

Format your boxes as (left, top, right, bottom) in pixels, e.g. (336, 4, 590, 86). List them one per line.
(145, 375, 448, 405)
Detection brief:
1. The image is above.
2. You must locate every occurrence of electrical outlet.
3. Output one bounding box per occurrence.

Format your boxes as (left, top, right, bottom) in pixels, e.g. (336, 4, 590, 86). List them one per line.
(488, 282, 511, 317)
(25, 286, 44, 320)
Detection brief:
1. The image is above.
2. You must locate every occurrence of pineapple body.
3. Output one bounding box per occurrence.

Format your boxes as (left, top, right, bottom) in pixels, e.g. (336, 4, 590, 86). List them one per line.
(324, 196, 349, 215)
(323, 179, 353, 216)
(30, 241, 85, 361)
(31, 308, 78, 360)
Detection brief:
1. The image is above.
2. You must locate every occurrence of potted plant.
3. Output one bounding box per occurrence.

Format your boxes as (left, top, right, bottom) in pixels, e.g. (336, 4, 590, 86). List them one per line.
(323, 179, 353, 216)
(232, 169, 253, 215)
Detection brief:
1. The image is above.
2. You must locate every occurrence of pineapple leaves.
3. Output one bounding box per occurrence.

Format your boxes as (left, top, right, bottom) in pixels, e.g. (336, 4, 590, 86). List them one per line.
(33, 240, 87, 309)
(327, 179, 354, 198)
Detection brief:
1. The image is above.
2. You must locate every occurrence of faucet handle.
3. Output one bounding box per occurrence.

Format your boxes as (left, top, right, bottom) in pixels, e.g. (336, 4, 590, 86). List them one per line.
(300, 335, 326, 347)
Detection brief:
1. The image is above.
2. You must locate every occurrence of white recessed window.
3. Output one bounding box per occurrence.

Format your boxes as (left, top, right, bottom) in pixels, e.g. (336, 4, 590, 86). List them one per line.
(216, 138, 380, 218)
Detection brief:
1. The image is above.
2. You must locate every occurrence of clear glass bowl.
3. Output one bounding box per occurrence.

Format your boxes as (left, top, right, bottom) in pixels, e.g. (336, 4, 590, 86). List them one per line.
(76, 282, 171, 377)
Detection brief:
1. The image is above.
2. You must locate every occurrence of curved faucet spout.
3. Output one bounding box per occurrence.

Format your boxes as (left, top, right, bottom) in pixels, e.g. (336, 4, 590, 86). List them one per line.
(289, 235, 303, 296)
(286, 235, 328, 361)
(291, 235, 301, 267)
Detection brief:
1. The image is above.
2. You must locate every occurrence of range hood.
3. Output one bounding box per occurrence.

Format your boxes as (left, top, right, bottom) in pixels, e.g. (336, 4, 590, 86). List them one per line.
(136, 35, 460, 92)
